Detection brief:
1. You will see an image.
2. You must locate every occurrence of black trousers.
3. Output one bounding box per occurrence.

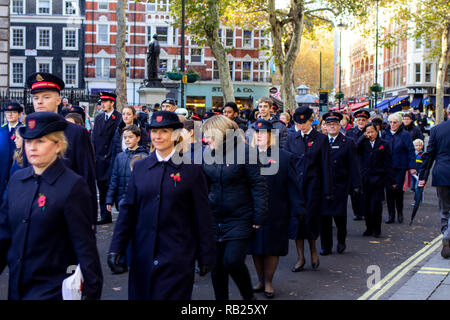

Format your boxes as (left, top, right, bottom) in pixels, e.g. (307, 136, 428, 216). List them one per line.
(365, 195, 383, 235)
(386, 188, 404, 218)
(350, 193, 363, 217)
(211, 239, 254, 300)
(320, 215, 347, 251)
(96, 179, 110, 220)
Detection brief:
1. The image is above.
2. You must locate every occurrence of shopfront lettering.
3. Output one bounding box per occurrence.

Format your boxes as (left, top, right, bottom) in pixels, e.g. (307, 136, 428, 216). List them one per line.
(211, 87, 254, 93)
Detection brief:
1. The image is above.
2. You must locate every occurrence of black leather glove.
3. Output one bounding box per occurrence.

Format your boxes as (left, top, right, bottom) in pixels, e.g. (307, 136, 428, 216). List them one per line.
(197, 264, 213, 276)
(107, 252, 128, 274)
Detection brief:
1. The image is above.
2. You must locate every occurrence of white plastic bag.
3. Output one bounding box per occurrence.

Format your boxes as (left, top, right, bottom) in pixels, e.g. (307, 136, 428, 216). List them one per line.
(62, 264, 84, 300)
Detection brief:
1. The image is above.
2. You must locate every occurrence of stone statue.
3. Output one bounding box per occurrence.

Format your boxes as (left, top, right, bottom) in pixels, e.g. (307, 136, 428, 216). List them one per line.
(147, 34, 160, 80)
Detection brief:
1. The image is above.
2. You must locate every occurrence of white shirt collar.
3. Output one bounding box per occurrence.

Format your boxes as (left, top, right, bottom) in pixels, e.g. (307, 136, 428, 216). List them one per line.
(301, 127, 313, 137)
(106, 110, 114, 118)
(370, 140, 375, 148)
(328, 133, 338, 141)
(390, 130, 397, 135)
(8, 123, 18, 131)
(156, 149, 176, 162)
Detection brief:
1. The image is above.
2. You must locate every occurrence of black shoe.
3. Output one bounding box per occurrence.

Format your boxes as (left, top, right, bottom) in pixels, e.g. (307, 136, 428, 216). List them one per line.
(442, 239, 450, 259)
(264, 291, 275, 299)
(385, 216, 395, 224)
(353, 216, 364, 221)
(337, 243, 346, 254)
(363, 230, 373, 236)
(311, 258, 320, 270)
(96, 216, 112, 225)
(320, 249, 332, 256)
(291, 260, 306, 272)
(253, 285, 265, 293)
(397, 213, 404, 224)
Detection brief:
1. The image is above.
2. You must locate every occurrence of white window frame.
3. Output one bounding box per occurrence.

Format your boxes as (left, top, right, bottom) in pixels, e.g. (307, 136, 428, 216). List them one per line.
(36, 27, 52, 50)
(225, 28, 234, 48)
(63, 0, 79, 16)
(97, 24, 109, 44)
(146, 0, 156, 12)
(425, 63, 432, 83)
(155, 26, 168, 44)
(11, 0, 26, 15)
(62, 58, 79, 88)
(36, 0, 52, 15)
(10, 26, 26, 49)
(242, 61, 252, 81)
(146, 26, 152, 44)
(98, 1, 108, 10)
(415, 63, 421, 83)
(10, 57, 26, 87)
(95, 57, 110, 79)
(35, 57, 53, 74)
(63, 28, 79, 50)
(190, 48, 203, 64)
(243, 30, 253, 48)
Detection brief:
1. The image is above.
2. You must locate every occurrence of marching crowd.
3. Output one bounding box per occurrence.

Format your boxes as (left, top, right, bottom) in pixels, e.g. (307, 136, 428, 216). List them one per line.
(0, 72, 449, 301)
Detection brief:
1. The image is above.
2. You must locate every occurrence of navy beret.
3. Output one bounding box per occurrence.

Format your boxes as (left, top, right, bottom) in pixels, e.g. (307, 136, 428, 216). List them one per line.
(19, 112, 68, 139)
(2, 102, 23, 113)
(161, 98, 177, 106)
(252, 118, 273, 131)
(294, 106, 313, 124)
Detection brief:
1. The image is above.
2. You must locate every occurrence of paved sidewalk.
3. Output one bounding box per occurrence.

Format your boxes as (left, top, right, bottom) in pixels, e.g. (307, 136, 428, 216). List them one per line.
(389, 245, 450, 300)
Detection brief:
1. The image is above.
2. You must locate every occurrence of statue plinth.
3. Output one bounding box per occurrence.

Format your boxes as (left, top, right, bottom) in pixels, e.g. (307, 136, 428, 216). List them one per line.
(142, 78, 164, 88)
(138, 84, 169, 106)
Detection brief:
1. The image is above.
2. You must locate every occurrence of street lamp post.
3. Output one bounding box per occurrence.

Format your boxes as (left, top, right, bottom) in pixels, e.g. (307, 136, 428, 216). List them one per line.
(337, 21, 346, 110)
(180, 0, 185, 108)
(374, 0, 379, 110)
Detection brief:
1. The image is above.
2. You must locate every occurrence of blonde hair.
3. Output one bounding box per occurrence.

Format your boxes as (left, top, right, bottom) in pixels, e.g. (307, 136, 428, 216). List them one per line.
(45, 131, 68, 158)
(280, 112, 291, 123)
(250, 130, 277, 148)
(150, 128, 189, 155)
(413, 139, 424, 146)
(202, 115, 244, 146)
(13, 129, 24, 166)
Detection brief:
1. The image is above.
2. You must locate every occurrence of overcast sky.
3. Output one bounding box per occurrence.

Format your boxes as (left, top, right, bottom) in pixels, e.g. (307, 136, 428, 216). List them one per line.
(276, 0, 290, 9)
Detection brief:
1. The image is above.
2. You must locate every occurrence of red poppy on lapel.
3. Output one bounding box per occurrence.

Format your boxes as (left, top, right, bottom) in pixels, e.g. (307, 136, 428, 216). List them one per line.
(112, 115, 116, 120)
(38, 193, 46, 211)
(308, 141, 313, 147)
(379, 145, 384, 150)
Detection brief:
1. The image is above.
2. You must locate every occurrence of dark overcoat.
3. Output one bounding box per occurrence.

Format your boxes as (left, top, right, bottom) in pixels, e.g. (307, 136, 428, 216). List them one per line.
(0, 124, 16, 205)
(0, 159, 103, 300)
(356, 136, 395, 208)
(381, 126, 416, 170)
(419, 120, 450, 187)
(345, 126, 365, 140)
(248, 148, 305, 256)
(202, 144, 269, 242)
(109, 152, 216, 300)
(92, 110, 122, 181)
(286, 128, 332, 240)
(322, 133, 362, 217)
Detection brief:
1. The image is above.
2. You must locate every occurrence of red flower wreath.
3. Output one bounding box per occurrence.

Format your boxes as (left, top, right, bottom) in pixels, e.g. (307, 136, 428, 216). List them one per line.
(38, 194, 46, 211)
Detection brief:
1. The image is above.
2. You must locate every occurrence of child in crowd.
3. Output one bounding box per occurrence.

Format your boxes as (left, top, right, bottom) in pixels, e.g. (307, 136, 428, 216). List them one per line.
(106, 125, 149, 213)
(411, 139, 424, 204)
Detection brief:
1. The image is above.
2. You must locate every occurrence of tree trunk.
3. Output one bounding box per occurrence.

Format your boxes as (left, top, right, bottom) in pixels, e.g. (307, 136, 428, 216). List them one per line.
(268, 0, 304, 112)
(116, 0, 128, 112)
(435, 23, 449, 125)
(204, 0, 235, 103)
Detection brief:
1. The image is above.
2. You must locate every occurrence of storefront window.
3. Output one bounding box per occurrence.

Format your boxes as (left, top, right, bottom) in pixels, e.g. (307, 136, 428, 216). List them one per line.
(186, 96, 206, 114)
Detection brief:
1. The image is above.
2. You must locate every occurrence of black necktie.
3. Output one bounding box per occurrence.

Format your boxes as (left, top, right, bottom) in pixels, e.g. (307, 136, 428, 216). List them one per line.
(329, 137, 334, 146)
(105, 114, 109, 121)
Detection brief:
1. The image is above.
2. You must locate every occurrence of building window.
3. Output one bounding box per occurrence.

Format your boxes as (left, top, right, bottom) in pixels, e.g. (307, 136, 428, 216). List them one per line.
(225, 29, 234, 47)
(146, 0, 156, 11)
(98, 1, 108, 10)
(37, 0, 51, 15)
(157, 0, 169, 12)
(12, 0, 25, 14)
(243, 30, 252, 48)
(147, 26, 152, 44)
(36, 58, 53, 74)
(156, 26, 168, 44)
(160, 59, 167, 75)
(172, 28, 177, 46)
(190, 48, 202, 64)
(415, 37, 422, 49)
(213, 61, 219, 80)
(229, 61, 234, 80)
(415, 63, 421, 83)
(98, 24, 109, 44)
(11, 27, 25, 49)
(425, 63, 432, 83)
(11, 60, 25, 86)
(242, 61, 252, 81)
(95, 58, 110, 78)
(64, 0, 78, 15)
(37, 28, 52, 49)
(63, 28, 78, 50)
(172, 59, 178, 71)
(63, 60, 79, 87)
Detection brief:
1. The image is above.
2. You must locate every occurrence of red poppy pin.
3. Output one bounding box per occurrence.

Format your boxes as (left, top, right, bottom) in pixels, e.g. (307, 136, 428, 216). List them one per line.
(268, 159, 276, 164)
(8, 105, 12, 110)
(10, 135, 15, 140)
(156, 115, 163, 123)
(28, 120, 36, 130)
(257, 122, 262, 127)
(112, 114, 116, 120)
(300, 115, 305, 119)
(308, 141, 314, 147)
(379, 145, 384, 150)
(170, 173, 181, 187)
(38, 193, 46, 211)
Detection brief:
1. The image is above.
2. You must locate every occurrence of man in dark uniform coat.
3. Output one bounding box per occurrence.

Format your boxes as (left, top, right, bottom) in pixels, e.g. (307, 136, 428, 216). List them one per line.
(92, 92, 122, 225)
(319, 112, 362, 255)
(419, 119, 450, 258)
(0, 102, 23, 204)
(24, 73, 97, 225)
(346, 109, 370, 221)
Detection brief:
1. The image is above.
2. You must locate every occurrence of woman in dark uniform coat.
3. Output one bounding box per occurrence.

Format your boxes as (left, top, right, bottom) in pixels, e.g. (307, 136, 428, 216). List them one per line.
(108, 111, 215, 300)
(248, 119, 304, 298)
(357, 123, 395, 237)
(286, 106, 333, 271)
(0, 112, 103, 300)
